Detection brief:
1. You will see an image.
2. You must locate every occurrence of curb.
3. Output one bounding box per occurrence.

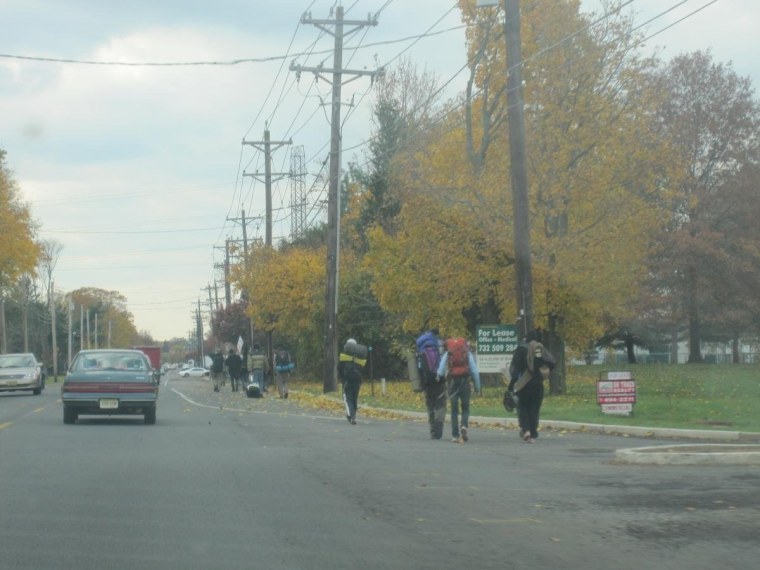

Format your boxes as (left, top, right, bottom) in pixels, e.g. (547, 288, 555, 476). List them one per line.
(382, 409, 760, 443)
(614, 444, 760, 466)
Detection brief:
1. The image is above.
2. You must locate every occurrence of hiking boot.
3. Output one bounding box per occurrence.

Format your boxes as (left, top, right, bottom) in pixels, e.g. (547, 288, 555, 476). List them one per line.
(460, 426, 469, 442)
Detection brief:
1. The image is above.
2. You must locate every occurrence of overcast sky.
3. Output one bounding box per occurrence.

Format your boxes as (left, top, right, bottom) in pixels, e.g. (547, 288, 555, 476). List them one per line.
(1, 0, 758, 341)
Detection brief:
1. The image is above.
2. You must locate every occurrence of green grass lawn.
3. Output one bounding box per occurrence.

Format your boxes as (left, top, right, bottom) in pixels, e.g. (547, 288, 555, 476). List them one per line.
(295, 363, 760, 432)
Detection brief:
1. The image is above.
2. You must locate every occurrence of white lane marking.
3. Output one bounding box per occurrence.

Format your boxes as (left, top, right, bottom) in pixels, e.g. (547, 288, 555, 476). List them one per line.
(170, 387, 346, 422)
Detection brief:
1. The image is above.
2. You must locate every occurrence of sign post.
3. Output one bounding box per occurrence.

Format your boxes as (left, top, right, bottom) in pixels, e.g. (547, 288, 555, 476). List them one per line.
(597, 371, 636, 415)
(476, 325, 518, 374)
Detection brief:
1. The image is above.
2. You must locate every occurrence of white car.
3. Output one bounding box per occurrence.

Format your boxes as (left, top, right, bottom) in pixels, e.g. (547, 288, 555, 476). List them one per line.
(178, 367, 210, 378)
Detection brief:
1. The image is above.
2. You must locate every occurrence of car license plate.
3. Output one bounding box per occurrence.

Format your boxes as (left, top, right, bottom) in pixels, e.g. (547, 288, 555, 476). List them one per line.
(6, 380, 17, 386)
(99, 399, 119, 409)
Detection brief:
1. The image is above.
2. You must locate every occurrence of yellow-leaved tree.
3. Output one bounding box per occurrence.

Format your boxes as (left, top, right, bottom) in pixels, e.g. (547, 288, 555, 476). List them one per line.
(232, 244, 326, 371)
(69, 287, 139, 348)
(0, 149, 40, 290)
(365, 0, 673, 351)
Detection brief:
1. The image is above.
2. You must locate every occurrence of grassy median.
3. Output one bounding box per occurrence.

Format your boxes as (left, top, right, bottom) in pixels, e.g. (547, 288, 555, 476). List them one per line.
(292, 363, 760, 433)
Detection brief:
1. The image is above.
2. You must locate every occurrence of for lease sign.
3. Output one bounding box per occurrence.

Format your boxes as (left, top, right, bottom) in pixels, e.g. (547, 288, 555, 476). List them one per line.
(475, 325, 518, 374)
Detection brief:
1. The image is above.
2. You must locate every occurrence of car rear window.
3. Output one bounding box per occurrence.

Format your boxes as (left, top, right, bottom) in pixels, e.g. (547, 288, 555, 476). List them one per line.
(71, 353, 149, 373)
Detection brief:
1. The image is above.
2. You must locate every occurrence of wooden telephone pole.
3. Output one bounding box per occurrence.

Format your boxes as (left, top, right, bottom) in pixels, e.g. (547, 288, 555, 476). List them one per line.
(291, 6, 382, 392)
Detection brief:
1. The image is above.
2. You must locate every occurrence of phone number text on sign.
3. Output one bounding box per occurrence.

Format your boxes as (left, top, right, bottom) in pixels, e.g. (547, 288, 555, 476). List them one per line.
(597, 372, 636, 407)
(476, 325, 518, 373)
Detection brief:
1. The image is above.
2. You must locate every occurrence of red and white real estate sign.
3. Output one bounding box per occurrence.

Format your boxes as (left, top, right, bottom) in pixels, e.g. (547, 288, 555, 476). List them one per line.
(597, 371, 636, 415)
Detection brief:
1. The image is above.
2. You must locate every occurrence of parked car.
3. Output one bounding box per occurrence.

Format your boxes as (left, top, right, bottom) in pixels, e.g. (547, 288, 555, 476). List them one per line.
(178, 367, 210, 378)
(0, 353, 46, 395)
(61, 349, 159, 425)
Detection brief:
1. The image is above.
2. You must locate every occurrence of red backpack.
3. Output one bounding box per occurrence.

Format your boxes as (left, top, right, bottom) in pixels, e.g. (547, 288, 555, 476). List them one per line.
(446, 338, 470, 377)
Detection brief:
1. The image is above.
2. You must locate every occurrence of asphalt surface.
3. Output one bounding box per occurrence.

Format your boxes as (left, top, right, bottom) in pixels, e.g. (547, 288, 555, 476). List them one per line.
(1, 373, 758, 570)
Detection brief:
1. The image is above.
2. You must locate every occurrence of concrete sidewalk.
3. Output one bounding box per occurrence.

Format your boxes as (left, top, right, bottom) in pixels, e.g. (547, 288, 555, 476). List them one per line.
(367, 405, 760, 442)
(363, 405, 760, 465)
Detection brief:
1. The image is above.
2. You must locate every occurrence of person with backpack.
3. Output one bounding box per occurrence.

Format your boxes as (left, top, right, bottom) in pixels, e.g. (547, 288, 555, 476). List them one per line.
(225, 348, 243, 392)
(209, 349, 225, 393)
(416, 329, 446, 439)
(508, 329, 555, 443)
(247, 343, 270, 397)
(338, 338, 367, 425)
(437, 337, 481, 443)
(274, 348, 293, 399)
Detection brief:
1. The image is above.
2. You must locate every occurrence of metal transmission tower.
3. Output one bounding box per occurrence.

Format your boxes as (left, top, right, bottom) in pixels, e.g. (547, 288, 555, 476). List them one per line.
(292, 6, 383, 393)
(290, 145, 307, 239)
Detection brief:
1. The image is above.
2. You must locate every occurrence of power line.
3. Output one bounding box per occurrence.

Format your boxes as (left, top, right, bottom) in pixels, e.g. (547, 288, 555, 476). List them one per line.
(0, 24, 465, 68)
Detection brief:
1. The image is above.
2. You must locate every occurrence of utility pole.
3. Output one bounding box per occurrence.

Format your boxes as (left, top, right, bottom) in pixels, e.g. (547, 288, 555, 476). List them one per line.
(67, 297, 73, 367)
(477, 0, 534, 336)
(242, 130, 292, 247)
(243, 130, 292, 372)
(196, 300, 204, 362)
(21, 275, 30, 352)
(50, 281, 58, 380)
(212, 240, 233, 307)
(227, 208, 256, 355)
(204, 284, 214, 315)
(0, 298, 6, 353)
(292, 6, 382, 392)
(504, 0, 534, 336)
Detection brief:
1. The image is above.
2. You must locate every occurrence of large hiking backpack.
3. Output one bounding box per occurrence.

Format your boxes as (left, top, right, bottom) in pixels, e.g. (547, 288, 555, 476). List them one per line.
(446, 337, 470, 377)
(415, 332, 441, 379)
(275, 351, 294, 373)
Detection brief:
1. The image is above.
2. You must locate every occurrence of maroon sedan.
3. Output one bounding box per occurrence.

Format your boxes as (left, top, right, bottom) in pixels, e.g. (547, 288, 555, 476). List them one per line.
(62, 349, 159, 425)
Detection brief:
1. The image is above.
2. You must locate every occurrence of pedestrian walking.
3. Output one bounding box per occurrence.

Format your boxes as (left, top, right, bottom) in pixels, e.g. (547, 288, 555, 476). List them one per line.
(508, 329, 555, 443)
(274, 348, 293, 399)
(225, 348, 243, 392)
(338, 338, 366, 425)
(210, 349, 225, 392)
(247, 343, 270, 396)
(415, 329, 446, 439)
(437, 337, 481, 443)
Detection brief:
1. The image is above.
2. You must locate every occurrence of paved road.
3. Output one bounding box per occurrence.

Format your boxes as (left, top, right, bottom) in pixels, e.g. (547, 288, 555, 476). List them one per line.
(1, 374, 758, 569)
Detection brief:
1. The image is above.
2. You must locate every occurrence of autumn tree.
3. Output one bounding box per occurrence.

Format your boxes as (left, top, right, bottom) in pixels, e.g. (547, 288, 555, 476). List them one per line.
(69, 287, 139, 349)
(649, 51, 760, 362)
(232, 244, 325, 377)
(366, 0, 669, 352)
(210, 299, 249, 347)
(0, 149, 40, 293)
(347, 58, 442, 249)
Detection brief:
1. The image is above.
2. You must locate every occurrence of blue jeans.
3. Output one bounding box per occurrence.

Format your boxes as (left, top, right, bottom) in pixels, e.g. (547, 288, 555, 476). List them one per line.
(448, 376, 471, 438)
(252, 369, 265, 392)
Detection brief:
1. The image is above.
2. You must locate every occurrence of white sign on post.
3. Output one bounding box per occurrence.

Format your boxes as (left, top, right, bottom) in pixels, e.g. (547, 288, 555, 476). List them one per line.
(475, 325, 518, 374)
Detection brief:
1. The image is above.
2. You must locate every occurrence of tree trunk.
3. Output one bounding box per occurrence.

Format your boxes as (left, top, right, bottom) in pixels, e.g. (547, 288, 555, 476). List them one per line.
(732, 335, 741, 364)
(625, 334, 637, 364)
(670, 328, 679, 364)
(544, 316, 565, 395)
(686, 266, 703, 363)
